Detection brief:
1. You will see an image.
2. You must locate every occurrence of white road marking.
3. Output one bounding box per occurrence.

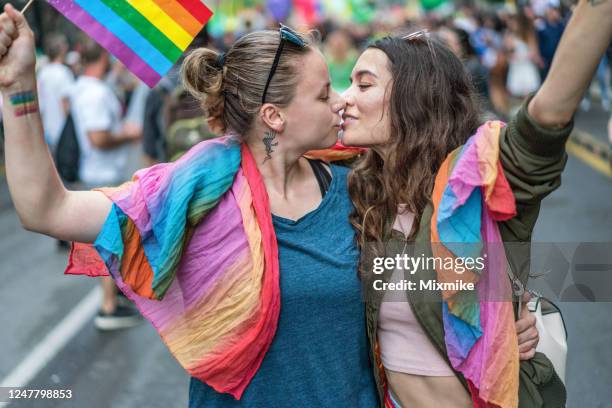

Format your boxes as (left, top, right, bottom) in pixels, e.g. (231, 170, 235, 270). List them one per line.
(0, 287, 100, 407)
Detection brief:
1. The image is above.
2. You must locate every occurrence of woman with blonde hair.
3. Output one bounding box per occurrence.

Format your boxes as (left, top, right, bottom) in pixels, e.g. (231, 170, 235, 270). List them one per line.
(0, 6, 374, 406)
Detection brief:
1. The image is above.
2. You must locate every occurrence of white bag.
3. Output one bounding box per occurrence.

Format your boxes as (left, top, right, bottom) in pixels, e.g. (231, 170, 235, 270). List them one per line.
(527, 295, 568, 384)
(507, 267, 568, 384)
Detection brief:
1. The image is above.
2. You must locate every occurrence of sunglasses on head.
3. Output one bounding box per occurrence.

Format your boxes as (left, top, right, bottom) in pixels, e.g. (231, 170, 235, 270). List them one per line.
(401, 29, 429, 41)
(261, 24, 306, 105)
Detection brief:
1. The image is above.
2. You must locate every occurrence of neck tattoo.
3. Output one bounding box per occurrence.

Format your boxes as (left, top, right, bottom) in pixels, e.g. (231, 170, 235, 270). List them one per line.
(262, 130, 278, 164)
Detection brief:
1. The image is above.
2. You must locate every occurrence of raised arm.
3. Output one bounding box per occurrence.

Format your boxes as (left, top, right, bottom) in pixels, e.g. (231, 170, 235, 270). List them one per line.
(0, 4, 111, 243)
(528, 0, 612, 127)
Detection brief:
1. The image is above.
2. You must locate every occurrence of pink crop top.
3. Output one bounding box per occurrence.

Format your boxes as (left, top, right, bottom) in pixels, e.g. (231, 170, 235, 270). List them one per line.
(377, 208, 455, 376)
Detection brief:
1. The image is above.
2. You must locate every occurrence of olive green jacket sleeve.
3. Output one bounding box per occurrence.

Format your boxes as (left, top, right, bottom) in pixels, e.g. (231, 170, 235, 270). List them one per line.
(498, 96, 573, 284)
(499, 97, 572, 408)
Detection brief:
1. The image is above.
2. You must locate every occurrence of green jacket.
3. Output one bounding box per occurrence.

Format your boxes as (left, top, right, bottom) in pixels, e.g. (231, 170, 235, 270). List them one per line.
(361, 98, 571, 408)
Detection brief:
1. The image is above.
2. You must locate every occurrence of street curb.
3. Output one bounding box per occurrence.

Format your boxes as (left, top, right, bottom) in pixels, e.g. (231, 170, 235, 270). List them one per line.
(567, 129, 611, 178)
(571, 128, 610, 161)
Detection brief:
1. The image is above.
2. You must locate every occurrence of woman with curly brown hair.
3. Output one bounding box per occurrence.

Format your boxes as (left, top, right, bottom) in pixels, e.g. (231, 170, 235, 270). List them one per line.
(341, 1, 612, 407)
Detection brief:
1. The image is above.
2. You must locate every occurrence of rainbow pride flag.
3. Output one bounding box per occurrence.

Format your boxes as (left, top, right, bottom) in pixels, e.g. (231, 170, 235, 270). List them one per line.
(47, 0, 213, 87)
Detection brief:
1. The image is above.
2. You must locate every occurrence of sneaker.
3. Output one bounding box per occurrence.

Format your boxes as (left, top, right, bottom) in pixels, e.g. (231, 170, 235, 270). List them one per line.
(94, 304, 143, 331)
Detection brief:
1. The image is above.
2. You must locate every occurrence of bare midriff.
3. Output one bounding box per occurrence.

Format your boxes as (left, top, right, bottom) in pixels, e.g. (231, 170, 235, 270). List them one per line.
(385, 369, 472, 408)
(381, 208, 473, 408)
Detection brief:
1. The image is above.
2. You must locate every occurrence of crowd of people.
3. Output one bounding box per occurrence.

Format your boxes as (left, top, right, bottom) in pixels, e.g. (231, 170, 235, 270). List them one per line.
(3, 0, 610, 180)
(27, 0, 610, 183)
(205, 0, 611, 117)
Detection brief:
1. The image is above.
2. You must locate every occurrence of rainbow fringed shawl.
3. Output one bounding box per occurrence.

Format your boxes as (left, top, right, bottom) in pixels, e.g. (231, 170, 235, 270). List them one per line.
(431, 121, 519, 408)
(66, 136, 280, 399)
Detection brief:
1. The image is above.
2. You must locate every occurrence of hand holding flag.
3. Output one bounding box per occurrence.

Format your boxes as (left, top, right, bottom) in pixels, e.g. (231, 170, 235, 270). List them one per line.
(0, 3, 36, 91)
(1, 1, 212, 90)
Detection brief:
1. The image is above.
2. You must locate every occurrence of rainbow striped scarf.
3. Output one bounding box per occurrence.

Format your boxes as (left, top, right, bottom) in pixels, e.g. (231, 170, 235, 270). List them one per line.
(67, 136, 280, 399)
(431, 121, 519, 407)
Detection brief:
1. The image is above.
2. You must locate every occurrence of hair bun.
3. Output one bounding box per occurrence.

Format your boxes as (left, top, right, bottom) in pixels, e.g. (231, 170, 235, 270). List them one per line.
(181, 48, 225, 129)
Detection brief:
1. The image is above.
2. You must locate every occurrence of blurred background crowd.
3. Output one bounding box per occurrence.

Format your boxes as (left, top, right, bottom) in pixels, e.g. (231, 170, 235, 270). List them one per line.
(0, 0, 610, 181)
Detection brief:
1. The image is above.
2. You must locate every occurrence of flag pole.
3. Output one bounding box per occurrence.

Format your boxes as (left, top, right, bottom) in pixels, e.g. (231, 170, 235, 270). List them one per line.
(21, 0, 35, 14)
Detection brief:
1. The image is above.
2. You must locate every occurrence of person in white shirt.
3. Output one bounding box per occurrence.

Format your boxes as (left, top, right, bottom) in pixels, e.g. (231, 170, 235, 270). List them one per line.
(37, 33, 73, 149)
(71, 37, 142, 329)
(71, 42, 141, 187)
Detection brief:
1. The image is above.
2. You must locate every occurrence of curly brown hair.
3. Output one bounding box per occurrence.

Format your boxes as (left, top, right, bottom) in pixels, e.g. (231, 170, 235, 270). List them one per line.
(348, 35, 481, 248)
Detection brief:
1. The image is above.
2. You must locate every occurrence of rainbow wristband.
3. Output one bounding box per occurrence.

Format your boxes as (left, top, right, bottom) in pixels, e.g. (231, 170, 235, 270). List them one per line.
(10, 91, 38, 117)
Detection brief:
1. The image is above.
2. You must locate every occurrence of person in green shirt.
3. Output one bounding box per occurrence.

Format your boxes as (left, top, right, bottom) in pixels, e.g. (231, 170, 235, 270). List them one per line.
(325, 28, 357, 93)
